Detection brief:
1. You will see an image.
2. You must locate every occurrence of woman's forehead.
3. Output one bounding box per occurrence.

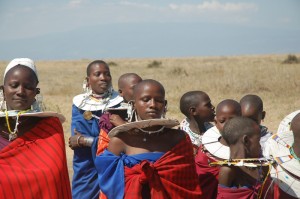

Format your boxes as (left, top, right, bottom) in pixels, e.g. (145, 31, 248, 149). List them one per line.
(4, 65, 38, 82)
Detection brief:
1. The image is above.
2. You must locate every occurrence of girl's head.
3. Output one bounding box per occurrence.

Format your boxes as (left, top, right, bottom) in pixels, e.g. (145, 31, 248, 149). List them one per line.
(86, 60, 112, 95)
(133, 79, 166, 120)
(2, 58, 39, 110)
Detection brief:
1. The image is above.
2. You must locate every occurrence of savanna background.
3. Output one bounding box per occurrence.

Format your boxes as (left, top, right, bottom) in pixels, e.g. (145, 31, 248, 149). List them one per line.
(1, 54, 299, 179)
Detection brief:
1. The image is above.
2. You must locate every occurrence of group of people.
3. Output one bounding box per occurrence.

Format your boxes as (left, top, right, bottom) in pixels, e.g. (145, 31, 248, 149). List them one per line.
(0, 58, 299, 199)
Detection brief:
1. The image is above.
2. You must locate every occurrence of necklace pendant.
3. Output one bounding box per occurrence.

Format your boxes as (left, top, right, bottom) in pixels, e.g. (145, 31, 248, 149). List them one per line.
(143, 137, 147, 142)
(9, 134, 17, 141)
(83, 111, 93, 120)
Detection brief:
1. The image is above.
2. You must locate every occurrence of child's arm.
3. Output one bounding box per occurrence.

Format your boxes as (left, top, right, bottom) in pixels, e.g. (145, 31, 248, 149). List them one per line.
(218, 166, 236, 187)
(107, 137, 125, 156)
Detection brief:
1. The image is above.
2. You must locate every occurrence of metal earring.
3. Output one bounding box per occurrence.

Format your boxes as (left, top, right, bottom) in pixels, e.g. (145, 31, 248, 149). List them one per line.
(0, 89, 6, 110)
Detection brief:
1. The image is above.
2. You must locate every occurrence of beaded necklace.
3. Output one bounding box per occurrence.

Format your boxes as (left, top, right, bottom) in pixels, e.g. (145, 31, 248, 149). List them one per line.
(290, 144, 300, 161)
(5, 109, 30, 141)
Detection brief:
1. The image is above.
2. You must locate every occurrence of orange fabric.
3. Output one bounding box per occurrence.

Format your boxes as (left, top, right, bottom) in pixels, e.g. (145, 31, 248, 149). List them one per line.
(0, 117, 71, 199)
(96, 129, 110, 156)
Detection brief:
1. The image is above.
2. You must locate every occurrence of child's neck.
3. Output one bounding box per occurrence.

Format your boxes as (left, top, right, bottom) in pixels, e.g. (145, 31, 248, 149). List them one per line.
(188, 118, 206, 135)
(230, 146, 246, 159)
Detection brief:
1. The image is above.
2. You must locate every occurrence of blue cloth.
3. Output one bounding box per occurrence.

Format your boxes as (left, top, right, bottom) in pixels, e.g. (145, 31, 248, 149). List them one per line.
(71, 105, 102, 199)
(95, 149, 164, 199)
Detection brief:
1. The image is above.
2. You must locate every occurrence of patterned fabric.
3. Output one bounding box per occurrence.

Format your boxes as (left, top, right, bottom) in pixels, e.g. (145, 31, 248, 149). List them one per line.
(123, 135, 202, 199)
(180, 118, 213, 149)
(195, 145, 220, 199)
(95, 134, 202, 199)
(0, 117, 71, 199)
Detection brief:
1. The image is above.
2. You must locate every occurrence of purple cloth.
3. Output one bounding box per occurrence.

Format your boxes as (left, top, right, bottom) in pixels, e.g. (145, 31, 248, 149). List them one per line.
(99, 113, 114, 133)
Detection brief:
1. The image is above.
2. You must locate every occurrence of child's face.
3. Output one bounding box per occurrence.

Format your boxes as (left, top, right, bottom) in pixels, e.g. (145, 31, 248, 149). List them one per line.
(246, 124, 261, 158)
(215, 105, 239, 132)
(119, 77, 141, 103)
(134, 83, 165, 120)
(87, 63, 112, 95)
(194, 95, 215, 122)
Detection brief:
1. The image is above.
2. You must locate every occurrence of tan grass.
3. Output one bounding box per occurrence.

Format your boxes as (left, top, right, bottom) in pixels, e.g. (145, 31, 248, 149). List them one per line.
(1, 54, 299, 180)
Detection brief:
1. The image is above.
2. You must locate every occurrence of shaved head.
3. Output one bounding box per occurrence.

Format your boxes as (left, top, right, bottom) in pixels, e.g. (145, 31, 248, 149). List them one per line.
(133, 79, 165, 99)
(216, 99, 241, 116)
(240, 94, 265, 124)
(223, 116, 259, 145)
(118, 73, 142, 89)
(180, 91, 208, 116)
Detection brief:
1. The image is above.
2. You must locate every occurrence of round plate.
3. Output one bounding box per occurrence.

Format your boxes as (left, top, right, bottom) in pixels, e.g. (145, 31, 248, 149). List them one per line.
(108, 118, 179, 138)
(278, 110, 300, 134)
(267, 133, 300, 177)
(73, 91, 123, 111)
(202, 126, 230, 160)
(271, 164, 300, 198)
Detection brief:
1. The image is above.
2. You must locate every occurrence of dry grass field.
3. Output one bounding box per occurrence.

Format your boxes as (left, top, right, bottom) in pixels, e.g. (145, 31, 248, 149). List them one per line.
(0, 54, 299, 180)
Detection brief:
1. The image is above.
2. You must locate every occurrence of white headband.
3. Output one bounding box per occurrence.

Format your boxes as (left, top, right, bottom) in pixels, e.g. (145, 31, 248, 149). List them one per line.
(4, 58, 38, 83)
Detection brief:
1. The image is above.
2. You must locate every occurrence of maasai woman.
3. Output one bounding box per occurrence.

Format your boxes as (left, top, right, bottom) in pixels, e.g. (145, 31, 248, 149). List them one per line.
(95, 79, 202, 199)
(69, 60, 123, 199)
(0, 58, 71, 198)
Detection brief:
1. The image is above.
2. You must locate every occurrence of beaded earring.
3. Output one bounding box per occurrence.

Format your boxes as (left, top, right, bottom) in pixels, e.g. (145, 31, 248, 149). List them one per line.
(127, 101, 134, 122)
(32, 88, 45, 111)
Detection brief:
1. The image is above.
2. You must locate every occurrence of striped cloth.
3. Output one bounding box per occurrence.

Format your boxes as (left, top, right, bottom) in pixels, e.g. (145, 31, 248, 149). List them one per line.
(0, 117, 71, 199)
(123, 135, 202, 199)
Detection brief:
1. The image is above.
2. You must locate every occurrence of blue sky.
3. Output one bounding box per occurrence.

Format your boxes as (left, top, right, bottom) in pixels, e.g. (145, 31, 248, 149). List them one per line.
(0, 0, 299, 60)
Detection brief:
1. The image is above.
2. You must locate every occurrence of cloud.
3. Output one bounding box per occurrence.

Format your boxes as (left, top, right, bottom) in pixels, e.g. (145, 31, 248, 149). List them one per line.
(169, 1, 258, 13)
(68, 0, 87, 8)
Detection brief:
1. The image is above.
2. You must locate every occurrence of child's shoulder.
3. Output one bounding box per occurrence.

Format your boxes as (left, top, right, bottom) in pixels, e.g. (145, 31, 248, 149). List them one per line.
(219, 166, 237, 186)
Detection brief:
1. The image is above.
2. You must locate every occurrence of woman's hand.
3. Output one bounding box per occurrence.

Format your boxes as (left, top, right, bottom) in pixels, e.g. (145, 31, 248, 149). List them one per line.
(109, 114, 126, 127)
(68, 129, 85, 150)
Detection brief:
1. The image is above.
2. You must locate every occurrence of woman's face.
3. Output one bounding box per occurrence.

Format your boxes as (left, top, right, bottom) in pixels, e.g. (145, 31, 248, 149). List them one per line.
(87, 63, 112, 95)
(134, 83, 166, 120)
(3, 66, 38, 110)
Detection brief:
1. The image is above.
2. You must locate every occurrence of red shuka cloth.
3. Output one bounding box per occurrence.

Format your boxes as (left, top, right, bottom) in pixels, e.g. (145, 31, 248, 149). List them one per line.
(123, 135, 202, 199)
(195, 145, 220, 199)
(217, 177, 274, 199)
(0, 117, 71, 199)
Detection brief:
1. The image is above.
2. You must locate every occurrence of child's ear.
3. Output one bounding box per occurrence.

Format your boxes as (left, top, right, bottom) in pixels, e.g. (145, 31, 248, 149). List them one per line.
(86, 77, 90, 87)
(189, 107, 196, 115)
(214, 116, 217, 125)
(118, 89, 123, 95)
(242, 135, 249, 146)
(261, 111, 266, 121)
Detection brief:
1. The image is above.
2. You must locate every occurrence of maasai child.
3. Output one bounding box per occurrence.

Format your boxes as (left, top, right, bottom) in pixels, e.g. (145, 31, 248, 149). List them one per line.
(217, 117, 273, 199)
(195, 99, 241, 199)
(179, 91, 215, 153)
(240, 94, 272, 156)
(95, 79, 202, 199)
(96, 73, 142, 155)
(0, 58, 71, 198)
(267, 113, 300, 198)
(69, 60, 123, 199)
